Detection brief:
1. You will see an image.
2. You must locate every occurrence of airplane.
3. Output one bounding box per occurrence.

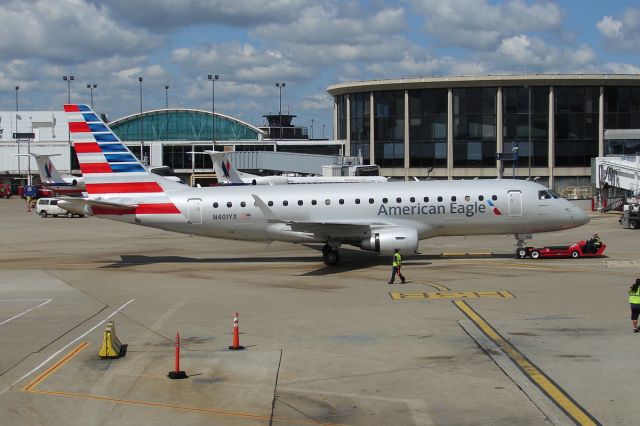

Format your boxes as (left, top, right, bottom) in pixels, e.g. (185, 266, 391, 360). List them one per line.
(58, 104, 590, 265)
(208, 151, 389, 185)
(31, 153, 86, 196)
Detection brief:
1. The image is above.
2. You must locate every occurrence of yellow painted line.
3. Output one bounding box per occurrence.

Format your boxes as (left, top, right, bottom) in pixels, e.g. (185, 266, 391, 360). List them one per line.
(441, 252, 493, 257)
(389, 291, 514, 300)
(26, 388, 344, 425)
(23, 342, 89, 392)
(21, 343, 340, 425)
(454, 300, 601, 426)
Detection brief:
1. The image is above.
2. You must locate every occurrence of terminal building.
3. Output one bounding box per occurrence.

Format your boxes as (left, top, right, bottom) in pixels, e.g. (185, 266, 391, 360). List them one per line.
(327, 74, 640, 192)
(0, 109, 344, 191)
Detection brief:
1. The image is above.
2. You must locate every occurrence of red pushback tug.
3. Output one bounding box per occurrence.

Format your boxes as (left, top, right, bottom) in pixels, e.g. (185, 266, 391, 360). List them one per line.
(517, 240, 606, 259)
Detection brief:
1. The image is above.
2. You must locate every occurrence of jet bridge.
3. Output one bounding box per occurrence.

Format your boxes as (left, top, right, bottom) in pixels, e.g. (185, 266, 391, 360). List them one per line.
(595, 155, 640, 194)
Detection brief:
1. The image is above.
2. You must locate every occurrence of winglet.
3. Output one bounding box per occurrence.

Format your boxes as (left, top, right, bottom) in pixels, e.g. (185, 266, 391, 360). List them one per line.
(251, 194, 276, 220)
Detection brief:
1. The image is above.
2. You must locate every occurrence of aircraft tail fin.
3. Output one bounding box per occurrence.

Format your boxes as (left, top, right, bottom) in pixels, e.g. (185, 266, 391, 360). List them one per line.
(63, 104, 183, 215)
(33, 154, 65, 184)
(207, 151, 245, 185)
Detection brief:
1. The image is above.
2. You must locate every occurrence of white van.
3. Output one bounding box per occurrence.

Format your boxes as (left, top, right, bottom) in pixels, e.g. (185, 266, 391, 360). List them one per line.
(36, 198, 75, 218)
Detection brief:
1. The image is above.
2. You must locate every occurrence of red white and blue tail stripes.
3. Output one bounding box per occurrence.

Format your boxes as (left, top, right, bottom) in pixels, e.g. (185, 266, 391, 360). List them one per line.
(64, 104, 181, 216)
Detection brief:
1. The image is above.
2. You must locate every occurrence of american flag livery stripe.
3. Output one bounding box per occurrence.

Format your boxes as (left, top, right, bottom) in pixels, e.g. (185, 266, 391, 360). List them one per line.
(85, 182, 164, 194)
(80, 163, 112, 174)
(64, 103, 182, 216)
(74, 142, 102, 153)
(91, 203, 181, 215)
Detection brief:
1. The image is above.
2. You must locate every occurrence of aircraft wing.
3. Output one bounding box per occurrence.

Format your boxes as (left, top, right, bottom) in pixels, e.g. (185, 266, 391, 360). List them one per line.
(278, 220, 396, 240)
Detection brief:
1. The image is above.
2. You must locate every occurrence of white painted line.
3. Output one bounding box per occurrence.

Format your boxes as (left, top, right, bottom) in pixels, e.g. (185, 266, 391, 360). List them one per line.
(0, 299, 134, 395)
(0, 299, 52, 302)
(0, 299, 52, 327)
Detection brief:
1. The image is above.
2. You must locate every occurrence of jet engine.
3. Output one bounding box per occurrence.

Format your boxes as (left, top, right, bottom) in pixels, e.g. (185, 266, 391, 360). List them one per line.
(359, 228, 418, 255)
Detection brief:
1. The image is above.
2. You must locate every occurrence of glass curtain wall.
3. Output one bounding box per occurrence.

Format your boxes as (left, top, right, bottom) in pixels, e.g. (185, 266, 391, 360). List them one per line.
(349, 93, 370, 163)
(502, 86, 549, 167)
(453, 88, 496, 167)
(336, 95, 347, 140)
(554, 87, 598, 167)
(111, 111, 259, 141)
(604, 87, 640, 154)
(374, 91, 405, 168)
(408, 89, 447, 168)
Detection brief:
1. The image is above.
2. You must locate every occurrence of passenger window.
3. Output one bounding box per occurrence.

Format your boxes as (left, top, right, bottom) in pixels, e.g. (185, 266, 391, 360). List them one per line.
(410, 197, 415, 203)
(227, 202, 232, 208)
(298, 200, 303, 206)
(355, 198, 361, 204)
(465, 196, 470, 201)
(492, 195, 497, 201)
(51, 200, 58, 205)
(213, 202, 218, 208)
(451, 196, 456, 202)
(339, 199, 344, 205)
(325, 199, 331, 205)
(241, 201, 246, 207)
(396, 197, 402, 203)
(478, 195, 484, 201)
(283, 200, 288, 206)
(268, 201, 273, 207)
(383, 198, 388, 204)
(424, 197, 429, 202)
(311, 200, 317, 205)
(437, 196, 443, 202)
(369, 198, 374, 204)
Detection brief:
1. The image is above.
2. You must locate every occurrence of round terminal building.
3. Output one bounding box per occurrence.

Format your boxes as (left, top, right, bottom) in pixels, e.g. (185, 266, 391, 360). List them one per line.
(327, 74, 640, 191)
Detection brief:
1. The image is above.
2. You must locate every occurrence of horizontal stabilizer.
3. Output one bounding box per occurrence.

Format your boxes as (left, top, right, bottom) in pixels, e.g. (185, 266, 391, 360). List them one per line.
(58, 198, 138, 216)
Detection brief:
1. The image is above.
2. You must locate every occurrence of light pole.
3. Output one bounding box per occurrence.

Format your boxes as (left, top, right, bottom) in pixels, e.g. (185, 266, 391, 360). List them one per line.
(208, 74, 218, 145)
(310, 118, 314, 139)
(138, 77, 146, 165)
(86, 83, 97, 109)
(62, 75, 74, 103)
(322, 123, 325, 139)
(527, 86, 532, 179)
(15, 86, 20, 179)
(165, 84, 169, 109)
(276, 82, 285, 142)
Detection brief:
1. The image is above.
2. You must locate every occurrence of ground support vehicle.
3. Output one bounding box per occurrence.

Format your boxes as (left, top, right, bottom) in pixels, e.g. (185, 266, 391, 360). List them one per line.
(36, 198, 83, 218)
(620, 204, 640, 229)
(517, 241, 606, 259)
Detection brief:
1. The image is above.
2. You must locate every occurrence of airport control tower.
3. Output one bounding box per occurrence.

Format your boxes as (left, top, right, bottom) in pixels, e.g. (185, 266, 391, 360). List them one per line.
(260, 114, 309, 140)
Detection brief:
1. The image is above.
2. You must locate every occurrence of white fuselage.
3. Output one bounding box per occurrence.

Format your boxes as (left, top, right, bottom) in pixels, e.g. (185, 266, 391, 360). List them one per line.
(102, 179, 588, 245)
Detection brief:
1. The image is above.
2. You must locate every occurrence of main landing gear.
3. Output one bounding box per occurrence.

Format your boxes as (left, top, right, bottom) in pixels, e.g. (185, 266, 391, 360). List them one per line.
(322, 243, 340, 265)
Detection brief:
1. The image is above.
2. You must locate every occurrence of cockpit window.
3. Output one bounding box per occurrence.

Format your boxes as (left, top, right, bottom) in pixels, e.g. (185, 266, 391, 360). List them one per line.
(548, 190, 560, 199)
(538, 190, 552, 200)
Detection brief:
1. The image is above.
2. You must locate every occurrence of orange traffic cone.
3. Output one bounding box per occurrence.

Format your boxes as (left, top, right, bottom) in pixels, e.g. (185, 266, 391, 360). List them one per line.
(168, 332, 187, 379)
(228, 312, 245, 350)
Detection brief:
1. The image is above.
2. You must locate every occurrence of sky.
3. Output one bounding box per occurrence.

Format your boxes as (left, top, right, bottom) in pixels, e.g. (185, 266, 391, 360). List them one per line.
(0, 0, 639, 137)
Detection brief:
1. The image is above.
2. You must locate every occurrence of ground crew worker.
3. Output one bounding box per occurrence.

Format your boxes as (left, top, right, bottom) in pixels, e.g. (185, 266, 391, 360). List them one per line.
(388, 248, 406, 284)
(629, 279, 640, 333)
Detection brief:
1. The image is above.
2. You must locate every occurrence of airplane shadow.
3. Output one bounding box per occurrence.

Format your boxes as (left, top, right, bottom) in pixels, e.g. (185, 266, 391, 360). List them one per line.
(99, 245, 434, 276)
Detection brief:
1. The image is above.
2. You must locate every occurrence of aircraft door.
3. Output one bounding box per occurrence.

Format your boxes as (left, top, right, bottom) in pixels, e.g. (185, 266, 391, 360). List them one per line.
(187, 198, 202, 224)
(508, 191, 522, 216)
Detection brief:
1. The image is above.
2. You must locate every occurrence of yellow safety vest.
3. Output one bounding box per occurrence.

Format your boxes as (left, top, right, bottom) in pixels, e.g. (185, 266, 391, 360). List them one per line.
(629, 288, 640, 304)
(393, 252, 402, 267)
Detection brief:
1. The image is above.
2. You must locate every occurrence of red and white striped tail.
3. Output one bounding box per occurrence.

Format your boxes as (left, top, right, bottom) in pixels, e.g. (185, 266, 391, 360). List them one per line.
(64, 104, 181, 215)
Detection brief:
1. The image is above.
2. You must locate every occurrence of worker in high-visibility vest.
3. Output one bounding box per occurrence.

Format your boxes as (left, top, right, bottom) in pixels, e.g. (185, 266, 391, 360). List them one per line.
(388, 248, 406, 284)
(629, 279, 640, 333)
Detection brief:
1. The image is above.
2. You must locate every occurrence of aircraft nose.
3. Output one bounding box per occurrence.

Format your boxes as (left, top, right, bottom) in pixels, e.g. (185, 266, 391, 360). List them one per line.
(570, 206, 590, 227)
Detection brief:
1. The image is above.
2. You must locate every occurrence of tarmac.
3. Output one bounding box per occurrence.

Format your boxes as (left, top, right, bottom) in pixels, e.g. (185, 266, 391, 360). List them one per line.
(0, 197, 637, 426)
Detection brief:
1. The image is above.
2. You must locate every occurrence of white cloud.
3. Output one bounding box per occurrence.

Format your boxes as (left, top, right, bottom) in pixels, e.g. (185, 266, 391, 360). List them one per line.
(170, 43, 316, 83)
(413, 0, 563, 49)
(300, 93, 332, 111)
(0, 0, 157, 63)
(100, 0, 311, 30)
(597, 7, 640, 53)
